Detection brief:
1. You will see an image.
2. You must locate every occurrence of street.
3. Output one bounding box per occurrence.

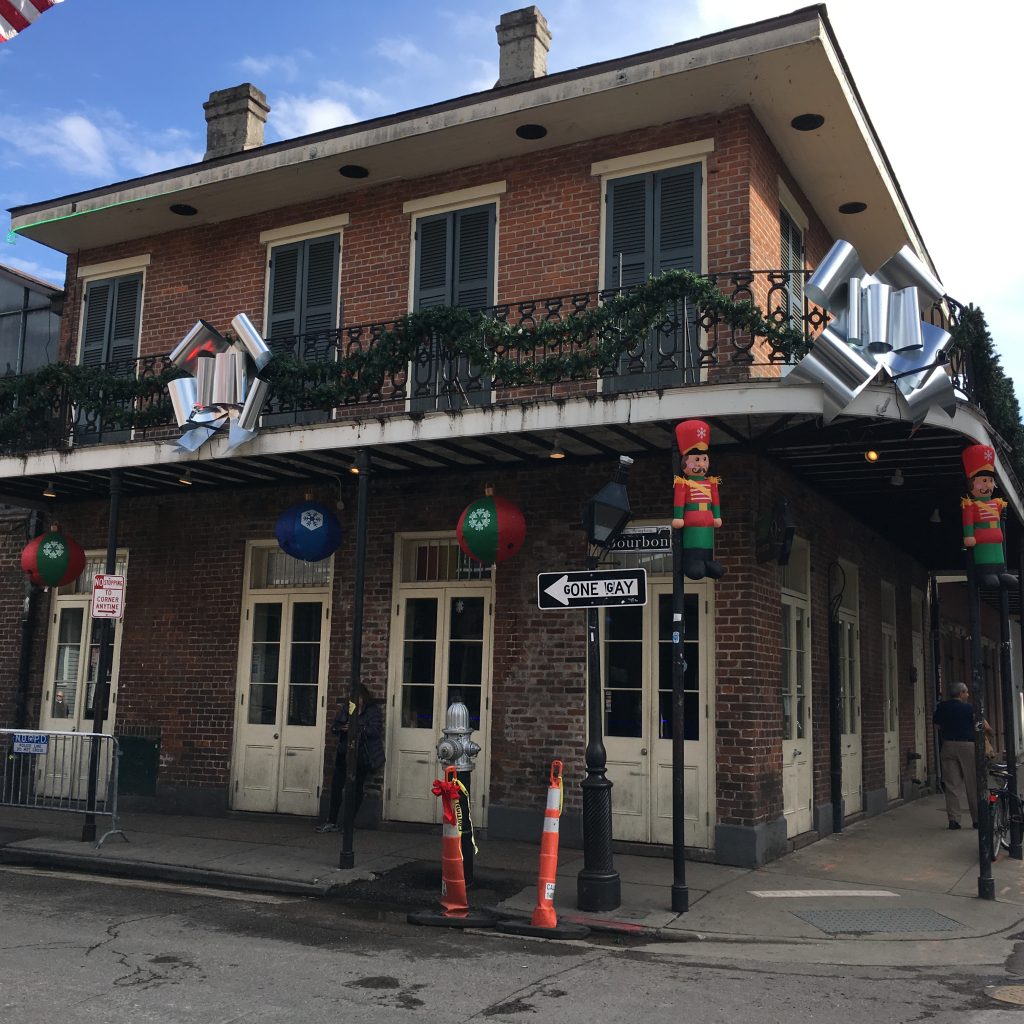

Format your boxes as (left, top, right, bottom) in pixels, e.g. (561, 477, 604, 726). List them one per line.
(1, 867, 1021, 1023)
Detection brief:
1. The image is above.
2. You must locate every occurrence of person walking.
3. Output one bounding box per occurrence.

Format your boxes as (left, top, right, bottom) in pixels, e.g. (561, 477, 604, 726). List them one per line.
(933, 681, 991, 830)
(315, 684, 385, 833)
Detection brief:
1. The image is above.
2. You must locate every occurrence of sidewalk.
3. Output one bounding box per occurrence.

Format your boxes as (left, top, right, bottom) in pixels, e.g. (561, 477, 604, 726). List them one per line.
(2, 794, 1023, 957)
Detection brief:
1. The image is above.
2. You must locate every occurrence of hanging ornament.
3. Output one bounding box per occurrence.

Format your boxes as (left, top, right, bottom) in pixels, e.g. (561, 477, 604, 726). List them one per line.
(275, 498, 343, 562)
(456, 486, 526, 565)
(21, 522, 86, 588)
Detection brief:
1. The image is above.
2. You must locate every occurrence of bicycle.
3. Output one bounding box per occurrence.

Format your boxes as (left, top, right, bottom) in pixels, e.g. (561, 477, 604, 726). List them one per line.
(987, 761, 1023, 860)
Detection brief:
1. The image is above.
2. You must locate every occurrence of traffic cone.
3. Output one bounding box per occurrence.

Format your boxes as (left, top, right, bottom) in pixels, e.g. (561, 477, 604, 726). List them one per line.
(497, 761, 590, 939)
(408, 766, 493, 929)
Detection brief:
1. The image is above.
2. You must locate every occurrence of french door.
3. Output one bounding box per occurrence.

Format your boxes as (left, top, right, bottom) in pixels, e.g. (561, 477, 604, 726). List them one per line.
(386, 588, 492, 826)
(232, 595, 330, 815)
(603, 581, 713, 849)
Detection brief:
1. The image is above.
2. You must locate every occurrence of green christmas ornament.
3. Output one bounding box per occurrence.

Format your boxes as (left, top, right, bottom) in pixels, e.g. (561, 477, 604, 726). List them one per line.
(21, 522, 87, 588)
(456, 487, 526, 565)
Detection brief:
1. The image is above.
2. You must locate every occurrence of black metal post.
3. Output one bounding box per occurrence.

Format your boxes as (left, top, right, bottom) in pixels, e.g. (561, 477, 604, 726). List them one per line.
(966, 559, 994, 898)
(827, 566, 844, 834)
(929, 574, 944, 790)
(1000, 582, 1022, 859)
(82, 469, 121, 843)
(459, 773, 474, 887)
(340, 453, 370, 869)
(670, 526, 689, 911)
(577, 549, 621, 912)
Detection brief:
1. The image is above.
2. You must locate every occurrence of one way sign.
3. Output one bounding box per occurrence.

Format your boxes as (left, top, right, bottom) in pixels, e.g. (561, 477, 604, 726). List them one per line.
(537, 568, 647, 609)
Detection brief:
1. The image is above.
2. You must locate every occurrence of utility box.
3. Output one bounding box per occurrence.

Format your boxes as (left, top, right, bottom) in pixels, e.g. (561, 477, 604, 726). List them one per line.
(117, 735, 160, 796)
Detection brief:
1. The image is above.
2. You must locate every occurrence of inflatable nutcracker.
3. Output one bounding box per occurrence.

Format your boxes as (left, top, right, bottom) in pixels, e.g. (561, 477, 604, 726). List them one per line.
(672, 419, 725, 581)
(961, 443, 1017, 589)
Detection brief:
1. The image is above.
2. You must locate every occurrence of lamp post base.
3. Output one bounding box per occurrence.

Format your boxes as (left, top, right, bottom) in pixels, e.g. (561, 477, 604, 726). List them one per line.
(577, 869, 621, 913)
(671, 884, 689, 913)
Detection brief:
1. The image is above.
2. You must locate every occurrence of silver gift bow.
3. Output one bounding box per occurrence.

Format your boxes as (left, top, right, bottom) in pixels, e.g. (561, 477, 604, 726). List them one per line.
(784, 240, 958, 424)
(166, 314, 273, 453)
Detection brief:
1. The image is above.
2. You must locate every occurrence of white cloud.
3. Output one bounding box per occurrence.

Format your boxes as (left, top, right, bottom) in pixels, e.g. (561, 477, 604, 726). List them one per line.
(374, 37, 441, 70)
(237, 53, 301, 81)
(269, 95, 359, 139)
(0, 252, 64, 287)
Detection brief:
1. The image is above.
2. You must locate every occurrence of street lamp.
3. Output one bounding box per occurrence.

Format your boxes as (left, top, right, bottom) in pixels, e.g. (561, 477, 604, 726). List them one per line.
(577, 455, 633, 912)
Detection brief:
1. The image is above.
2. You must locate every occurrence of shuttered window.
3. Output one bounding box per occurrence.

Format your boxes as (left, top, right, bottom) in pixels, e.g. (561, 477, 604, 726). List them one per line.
(604, 163, 702, 388)
(780, 207, 805, 327)
(412, 203, 495, 410)
(80, 274, 142, 369)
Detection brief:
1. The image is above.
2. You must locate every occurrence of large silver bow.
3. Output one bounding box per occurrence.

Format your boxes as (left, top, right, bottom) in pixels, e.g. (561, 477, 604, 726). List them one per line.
(166, 314, 273, 453)
(784, 240, 957, 424)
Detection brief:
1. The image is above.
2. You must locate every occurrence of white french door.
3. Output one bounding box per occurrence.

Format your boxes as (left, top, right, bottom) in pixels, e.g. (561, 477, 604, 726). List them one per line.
(232, 596, 330, 815)
(781, 539, 813, 837)
(603, 581, 713, 849)
(838, 610, 863, 815)
(881, 582, 900, 801)
(386, 588, 492, 826)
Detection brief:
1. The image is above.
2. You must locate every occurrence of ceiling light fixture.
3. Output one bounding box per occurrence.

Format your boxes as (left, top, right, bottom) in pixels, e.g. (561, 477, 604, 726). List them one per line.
(839, 201, 868, 215)
(348, 456, 361, 475)
(790, 113, 825, 131)
(929, 507, 942, 525)
(890, 468, 905, 487)
(549, 434, 565, 460)
(864, 450, 880, 463)
(178, 469, 193, 486)
(42, 480, 56, 498)
(515, 123, 548, 140)
(170, 203, 198, 216)
(338, 164, 369, 179)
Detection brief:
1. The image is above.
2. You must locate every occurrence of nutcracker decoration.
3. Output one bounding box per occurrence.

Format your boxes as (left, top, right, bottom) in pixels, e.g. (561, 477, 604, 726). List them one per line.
(961, 443, 1017, 588)
(672, 419, 724, 581)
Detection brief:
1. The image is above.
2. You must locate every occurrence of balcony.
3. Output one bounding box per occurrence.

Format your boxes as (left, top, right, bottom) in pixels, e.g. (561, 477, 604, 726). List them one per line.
(0, 270, 972, 459)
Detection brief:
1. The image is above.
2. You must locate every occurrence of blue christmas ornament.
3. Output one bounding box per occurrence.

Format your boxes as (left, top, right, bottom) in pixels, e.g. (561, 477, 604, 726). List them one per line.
(275, 501, 343, 562)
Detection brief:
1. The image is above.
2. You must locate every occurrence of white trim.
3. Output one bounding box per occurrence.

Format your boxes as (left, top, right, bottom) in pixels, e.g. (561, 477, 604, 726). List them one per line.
(402, 181, 507, 217)
(77, 254, 150, 282)
(258, 213, 350, 247)
(590, 139, 715, 179)
(777, 178, 809, 232)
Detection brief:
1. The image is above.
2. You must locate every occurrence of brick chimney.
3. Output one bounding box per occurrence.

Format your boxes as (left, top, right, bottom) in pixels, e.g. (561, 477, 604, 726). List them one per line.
(203, 84, 270, 160)
(496, 7, 551, 87)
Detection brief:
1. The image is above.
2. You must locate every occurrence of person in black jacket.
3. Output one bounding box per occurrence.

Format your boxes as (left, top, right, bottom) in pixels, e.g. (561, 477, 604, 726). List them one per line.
(316, 684, 385, 832)
(933, 681, 991, 830)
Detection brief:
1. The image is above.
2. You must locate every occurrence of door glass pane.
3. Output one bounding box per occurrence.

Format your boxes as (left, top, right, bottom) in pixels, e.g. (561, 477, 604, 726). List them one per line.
(85, 618, 108, 721)
(781, 603, 793, 740)
(53, 607, 84, 719)
(287, 602, 321, 726)
(604, 606, 642, 737)
(656, 593, 700, 741)
(402, 598, 437, 728)
(795, 605, 806, 740)
(249, 603, 282, 725)
(447, 597, 484, 730)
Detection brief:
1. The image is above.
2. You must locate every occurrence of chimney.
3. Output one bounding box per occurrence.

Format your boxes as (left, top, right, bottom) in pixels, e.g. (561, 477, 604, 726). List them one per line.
(496, 7, 551, 87)
(203, 84, 270, 160)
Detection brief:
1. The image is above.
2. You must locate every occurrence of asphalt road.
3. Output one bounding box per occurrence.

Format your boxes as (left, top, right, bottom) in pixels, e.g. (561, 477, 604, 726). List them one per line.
(1, 866, 1021, 1023)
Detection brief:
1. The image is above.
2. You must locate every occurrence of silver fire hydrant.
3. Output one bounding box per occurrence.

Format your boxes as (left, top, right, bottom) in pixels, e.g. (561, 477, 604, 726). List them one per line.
(437, 702, 481, 884)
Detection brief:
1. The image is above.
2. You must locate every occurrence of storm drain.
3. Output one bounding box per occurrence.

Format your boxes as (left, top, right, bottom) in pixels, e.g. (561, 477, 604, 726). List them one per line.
(791, 907, 962, 934)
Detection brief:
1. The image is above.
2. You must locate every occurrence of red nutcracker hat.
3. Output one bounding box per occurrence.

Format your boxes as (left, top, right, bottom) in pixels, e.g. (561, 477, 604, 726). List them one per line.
(962, 443, 996, 480)
(675, 419, 711, 455)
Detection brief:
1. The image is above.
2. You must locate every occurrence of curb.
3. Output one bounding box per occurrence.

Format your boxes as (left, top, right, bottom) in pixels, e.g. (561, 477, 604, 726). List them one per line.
(0, 847, 331, 899)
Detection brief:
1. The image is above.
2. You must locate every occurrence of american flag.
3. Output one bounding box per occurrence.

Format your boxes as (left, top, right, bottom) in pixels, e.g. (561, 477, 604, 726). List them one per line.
(0, 0, 64, 42)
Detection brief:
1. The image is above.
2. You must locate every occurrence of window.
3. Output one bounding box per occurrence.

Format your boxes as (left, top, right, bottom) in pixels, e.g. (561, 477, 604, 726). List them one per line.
(603, 162, 702, 389)
(781, 539, 810, 742)
(837, 563, 861, 737)
(780, 206, 804, 326)
(411, 203, 496, 411)
(881, 582, 898, 734)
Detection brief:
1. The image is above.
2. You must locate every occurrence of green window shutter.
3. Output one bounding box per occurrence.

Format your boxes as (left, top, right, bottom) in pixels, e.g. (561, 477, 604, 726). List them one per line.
(604, 174, 652, 289)
(780, 207, 804, 313)
(453, 205, 495, 310)
(414, 214, 453, 311)
(80, 279, 114, 368)
(654, 164, 701, 275)
(108, 274, 142, 367)
(299, 235, 340, 335)
(267, 242, 302, 344)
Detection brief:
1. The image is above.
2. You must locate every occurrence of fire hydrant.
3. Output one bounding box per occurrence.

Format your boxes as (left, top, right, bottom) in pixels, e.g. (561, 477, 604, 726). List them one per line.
(437, 702, 481, 884)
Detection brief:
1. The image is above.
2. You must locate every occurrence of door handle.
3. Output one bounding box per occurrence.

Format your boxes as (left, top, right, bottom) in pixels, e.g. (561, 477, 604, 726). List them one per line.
(793, 749, 803, 757)
(416, 759, 429, 764)
(285, 751, 296, 756)
(640, 747, 648, 756)
(273, 733, 279, 739)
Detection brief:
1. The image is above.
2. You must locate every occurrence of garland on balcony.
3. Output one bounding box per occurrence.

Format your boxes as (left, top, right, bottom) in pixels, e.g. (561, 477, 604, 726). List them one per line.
(0, 270, 805, 448)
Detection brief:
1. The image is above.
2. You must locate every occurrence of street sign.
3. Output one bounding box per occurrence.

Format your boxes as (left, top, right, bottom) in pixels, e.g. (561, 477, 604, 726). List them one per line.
(537, 568, 647, 609)
(91, 574, 126, 620)
(608, 525, 671, 552)
(12, 733, 48, 754)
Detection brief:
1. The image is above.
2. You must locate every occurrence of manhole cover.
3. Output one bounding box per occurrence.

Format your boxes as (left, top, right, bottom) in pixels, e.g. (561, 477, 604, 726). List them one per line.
(990, 986, 1024, 1006)
(791, 908, 962, 934)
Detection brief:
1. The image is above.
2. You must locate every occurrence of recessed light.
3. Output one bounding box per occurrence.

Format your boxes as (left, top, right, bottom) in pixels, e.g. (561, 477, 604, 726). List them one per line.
(839, 201, 868, 215)
(338, 164, 369, 179)
(170, 203, 198, 216)
(515, 124, 547, 140)
(864, 450, 880, 463)
(790, 113, 825, 131)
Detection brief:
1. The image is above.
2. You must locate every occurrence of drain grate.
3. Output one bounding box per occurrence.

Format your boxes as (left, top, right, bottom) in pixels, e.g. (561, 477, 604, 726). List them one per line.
(791, 907, 962, 934)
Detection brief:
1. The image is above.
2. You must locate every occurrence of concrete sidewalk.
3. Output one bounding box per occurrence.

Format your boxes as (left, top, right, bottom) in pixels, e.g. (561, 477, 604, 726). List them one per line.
(2, 794, 1023, 957)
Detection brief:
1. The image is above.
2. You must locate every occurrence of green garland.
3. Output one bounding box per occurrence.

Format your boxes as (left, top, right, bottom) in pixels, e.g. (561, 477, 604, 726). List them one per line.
(0, 270, 806, 449)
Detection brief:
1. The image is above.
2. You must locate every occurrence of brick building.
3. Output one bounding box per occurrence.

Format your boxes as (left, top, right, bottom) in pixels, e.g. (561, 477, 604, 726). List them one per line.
(2, 6, 1020, 867)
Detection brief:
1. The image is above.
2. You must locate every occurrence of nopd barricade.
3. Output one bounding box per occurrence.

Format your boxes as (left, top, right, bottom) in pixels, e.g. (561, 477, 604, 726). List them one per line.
(0, 729, 127, 848)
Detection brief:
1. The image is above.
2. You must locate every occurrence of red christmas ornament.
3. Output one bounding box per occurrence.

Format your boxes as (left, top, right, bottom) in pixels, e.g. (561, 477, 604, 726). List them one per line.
(21, 522, 87, 588)
(456, 488, 526, 565)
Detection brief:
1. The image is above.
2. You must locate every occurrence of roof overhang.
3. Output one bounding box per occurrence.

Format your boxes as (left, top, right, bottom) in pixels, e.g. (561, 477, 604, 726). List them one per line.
(8, 6, 933, 278)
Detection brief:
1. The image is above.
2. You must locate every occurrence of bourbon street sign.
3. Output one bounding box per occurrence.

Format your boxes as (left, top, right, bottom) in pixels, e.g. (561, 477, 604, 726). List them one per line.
(537, 568, 648, 609)
(607, 525, 671, 552)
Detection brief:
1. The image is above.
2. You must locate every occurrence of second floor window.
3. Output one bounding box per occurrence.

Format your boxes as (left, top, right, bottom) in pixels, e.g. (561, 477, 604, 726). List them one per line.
(267, 234, 340, 352)
(80, 273, 142, 370)
(412, 203, 496, 411)
(780, 206, 804, 325)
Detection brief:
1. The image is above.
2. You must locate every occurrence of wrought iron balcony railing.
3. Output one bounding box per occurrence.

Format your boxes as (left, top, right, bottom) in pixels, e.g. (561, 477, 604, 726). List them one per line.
(0, 270, 973, 456)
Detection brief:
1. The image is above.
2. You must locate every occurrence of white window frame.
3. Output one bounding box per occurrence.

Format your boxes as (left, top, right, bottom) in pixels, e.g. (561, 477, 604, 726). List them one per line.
(75, 255, 150, 366)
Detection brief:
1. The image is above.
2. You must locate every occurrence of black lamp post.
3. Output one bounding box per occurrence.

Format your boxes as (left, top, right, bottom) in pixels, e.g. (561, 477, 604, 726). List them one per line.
(577, 455, 632, 912)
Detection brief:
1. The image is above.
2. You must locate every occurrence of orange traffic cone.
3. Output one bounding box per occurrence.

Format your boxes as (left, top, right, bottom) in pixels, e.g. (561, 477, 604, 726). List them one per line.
(497, 761, 590, 939)
(408, 766, 493, 929)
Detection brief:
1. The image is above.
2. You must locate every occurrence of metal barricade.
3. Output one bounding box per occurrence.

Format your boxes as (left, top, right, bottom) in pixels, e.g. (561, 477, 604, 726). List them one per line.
(0, 729, 127, 848)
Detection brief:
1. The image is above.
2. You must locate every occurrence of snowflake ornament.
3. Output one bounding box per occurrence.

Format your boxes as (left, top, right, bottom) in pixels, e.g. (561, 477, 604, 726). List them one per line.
(300, 509, 325, 532)
(466, 508, 492, 532)
(43, 540, 66, 559)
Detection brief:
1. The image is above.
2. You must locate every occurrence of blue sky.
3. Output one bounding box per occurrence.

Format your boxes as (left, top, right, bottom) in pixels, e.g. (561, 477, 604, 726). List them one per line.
(2, 0, 1022, 391)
